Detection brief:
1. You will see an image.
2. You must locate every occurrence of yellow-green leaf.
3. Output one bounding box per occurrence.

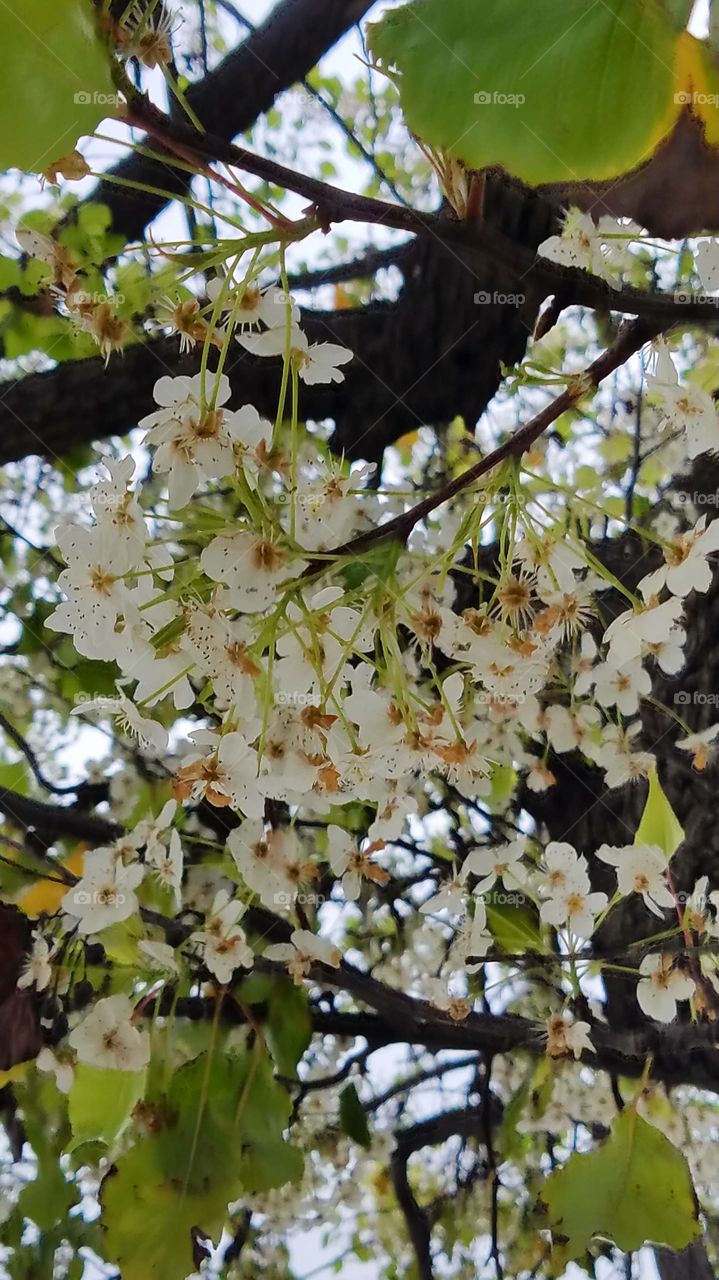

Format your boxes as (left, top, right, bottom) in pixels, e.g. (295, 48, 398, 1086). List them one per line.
(487, 902, 547, 955)
(0, 0, 116, 174)
(538, 1107, 700, 1265)
(368, 0, 719, 185)
(635, 767, 684, 860)
(69, 1065, 144, 1150)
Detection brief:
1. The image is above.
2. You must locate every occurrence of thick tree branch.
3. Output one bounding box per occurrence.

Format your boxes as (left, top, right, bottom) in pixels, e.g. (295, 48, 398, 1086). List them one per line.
(391, 1140, 436, 1280)
(0, 787, 122, 845)
(654, 1242, 717, 1280)
(0, 713, 83, 797)
(167, 980, 719, 1093)
(0, 199, 548, 467)
(124, 94, 719, 329)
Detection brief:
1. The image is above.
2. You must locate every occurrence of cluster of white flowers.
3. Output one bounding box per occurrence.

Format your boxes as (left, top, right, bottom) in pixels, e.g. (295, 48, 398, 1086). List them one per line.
(11, 239, 718, 1082)
(538, 209, 642, 282)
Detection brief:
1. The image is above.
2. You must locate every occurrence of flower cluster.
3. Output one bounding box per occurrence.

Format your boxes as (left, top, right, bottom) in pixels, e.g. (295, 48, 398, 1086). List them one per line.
(8, 231, 716, 1085)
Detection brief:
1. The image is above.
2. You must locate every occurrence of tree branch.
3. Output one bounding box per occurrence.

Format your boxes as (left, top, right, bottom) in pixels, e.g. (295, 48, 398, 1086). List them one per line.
(164, 959, 719, 1095)
(0, 787, 122, 845)
(0, 215, 541, 467)
(82, 0, 374, 243)
(124, 93, 719, 329)
(0, 712, 84, 797)
(307, 317, 656, 568)
(654, 1242, 717, 1280)
(391, 1143, 435, 1280)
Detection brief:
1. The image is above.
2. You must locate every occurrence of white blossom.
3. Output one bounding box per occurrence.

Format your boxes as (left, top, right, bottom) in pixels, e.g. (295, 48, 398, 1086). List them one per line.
(71, 692, 168, 755)
(637, 954, 694, 1022)
(17, 934, 53, 992)
(69, 994, 150, 1071)
(62, 853, 143, 934)
(265, 929, 341, 984)
(192, 890, 254, 984)
(239, 322, 353, 384)
(595, 843, 674, 916)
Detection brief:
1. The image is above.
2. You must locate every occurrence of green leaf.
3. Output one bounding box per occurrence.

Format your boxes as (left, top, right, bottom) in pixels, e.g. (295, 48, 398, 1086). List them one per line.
(239, 1139, 305, 1192)
(635, 766, 685, 860)
(0, 0, 116, 174)
(341, 538, 403, 591)
(0, 257, 21, 290)
(0, 760, 29, 798)
(238, 973, 312, 1077)
(537, 1107, 700, 1263)
(102, 1144, 229, 1280)
(339, 1083, 372, 1149)
(486, 762, 517, 811)
(66, 658, 122, 696)
(497, 1077, 531, 1163)
(486, 902, 546, 955)
(17, 1164, 76, 1231)
(368, 0, 704, 185)
(660, 0, 694, 27)
(68, 1065, 144, 1149)
(265, 979, 312, 1077)
(103, 1048, 303, 1280)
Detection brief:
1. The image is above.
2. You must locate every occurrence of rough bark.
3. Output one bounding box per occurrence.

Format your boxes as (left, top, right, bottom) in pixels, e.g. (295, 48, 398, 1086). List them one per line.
(654, 1242, 717, 1280)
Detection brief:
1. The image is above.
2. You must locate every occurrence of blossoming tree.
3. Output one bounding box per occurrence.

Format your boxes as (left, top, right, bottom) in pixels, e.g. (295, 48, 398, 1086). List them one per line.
(2, 1, 719, 1277)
